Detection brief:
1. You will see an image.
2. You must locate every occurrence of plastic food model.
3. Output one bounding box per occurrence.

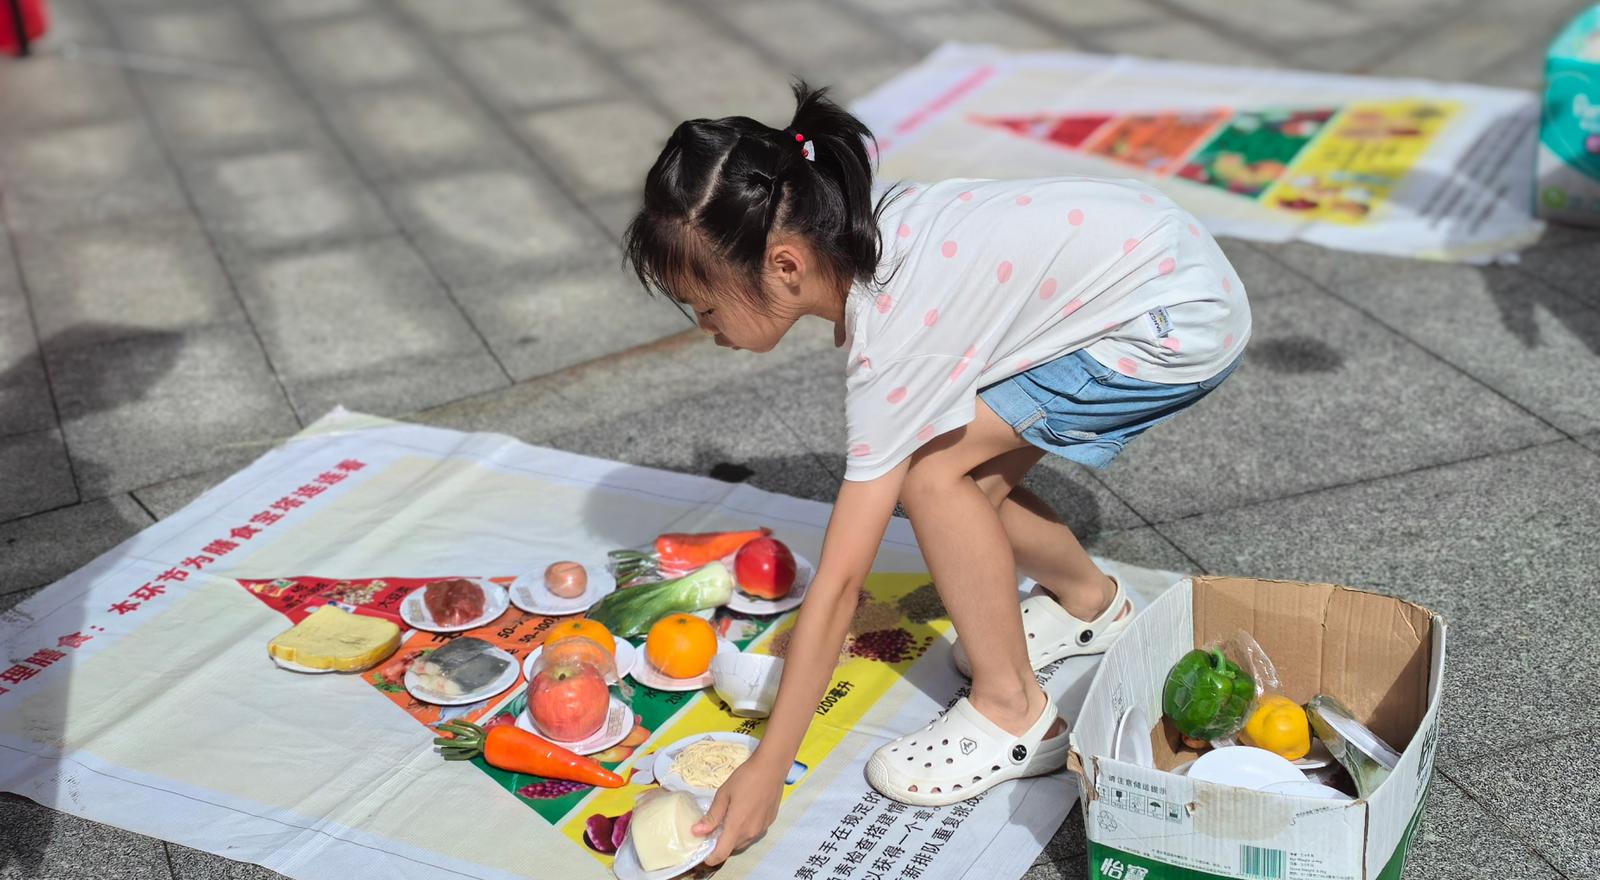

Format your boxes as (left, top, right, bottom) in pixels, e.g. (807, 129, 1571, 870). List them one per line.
(544, 562, 588, 598)
(410, 637, 510, 697)
(630, 789, 709, 872)
(267, 606, 400, 671)
(1162, 648, 1256, 740)
(528, 637, 614, 742)
(645, 613, 718, 679)
(423, 578, 485, 626)
(734, 537, 797, 599)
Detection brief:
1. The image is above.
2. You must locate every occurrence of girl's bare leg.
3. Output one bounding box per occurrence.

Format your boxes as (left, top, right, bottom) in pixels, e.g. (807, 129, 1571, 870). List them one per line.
(900, 403, 1060, 737)
(970, 450, 1130, 622)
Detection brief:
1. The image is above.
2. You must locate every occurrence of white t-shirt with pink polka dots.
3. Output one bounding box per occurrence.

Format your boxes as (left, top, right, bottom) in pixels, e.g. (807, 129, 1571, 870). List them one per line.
(841, 176, 1251, 482)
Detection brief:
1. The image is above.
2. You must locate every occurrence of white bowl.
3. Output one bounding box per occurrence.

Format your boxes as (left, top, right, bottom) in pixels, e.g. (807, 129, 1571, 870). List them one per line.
(709, 652, 783, 717)
(1188, 746, 1307, 791)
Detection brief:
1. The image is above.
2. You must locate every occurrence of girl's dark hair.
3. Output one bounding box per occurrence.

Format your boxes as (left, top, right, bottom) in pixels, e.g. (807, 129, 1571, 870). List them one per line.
(623, 81, 892, 314)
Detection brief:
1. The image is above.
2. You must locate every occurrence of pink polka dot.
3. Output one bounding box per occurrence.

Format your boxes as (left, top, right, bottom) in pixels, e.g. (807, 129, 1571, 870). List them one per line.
(1139, 193, 1155, 204)
(1188, 223, 1200, 237)
(1116, 357, 1139, 375)
(858, 355, 872, 370)
(996, 260, 1014, 283)
(916, 425, 936, 443)
(1068, 208, 1085, 226)
(1015, 194, 1032, 206)
(1038, 278, 1058, 301)
(1123, 238, 1139, 255)
(1016, 358, 1035, 371)
(958, 191, 973, 202)
(1161, 336, 1182, 352)
(1103, 321, 1120, 331)
(1223, 277, 1234, 293)
(887, 386, 908, 405)
(897, 223, 912, 239)
(904, 186, 918, 196)
(1224, 333, 1235, 349)
(923, 308, 940, 327)
(941, 240, 958, 258)
(949, 344, 977, 382)
(1062, 298, 1085, 317)
(876, 294, 893, 314)
(1158, 257, 1177, 275)
(850, 443, 872, 457)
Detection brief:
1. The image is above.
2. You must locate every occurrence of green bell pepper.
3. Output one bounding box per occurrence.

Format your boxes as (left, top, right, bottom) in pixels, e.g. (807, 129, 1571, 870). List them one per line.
(1162, 648, 1257, 740)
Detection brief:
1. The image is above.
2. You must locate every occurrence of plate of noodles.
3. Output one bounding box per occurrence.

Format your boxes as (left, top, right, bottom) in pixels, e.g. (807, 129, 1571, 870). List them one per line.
(652, 732, 759, 797)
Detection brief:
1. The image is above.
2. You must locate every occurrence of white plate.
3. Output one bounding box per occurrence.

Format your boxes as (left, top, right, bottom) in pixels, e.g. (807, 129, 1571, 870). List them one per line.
(508, 560, 616, 616)
(521, 639, 637, 684)
(724, 553, 815, 615)
(400, 579, 509, 633)
(630, 639, 735, 692)
(1188, 746, 1307, 791)
(653, 732, 760, 798)
(612, 794, 718, 880)
(1113, 707, 1154, 768)
(1262, 780, 1353, 801)
(271, 656, 336, 674)
(515, 696, 634, 756)
(1214, 734, 1335, 770)
(403, 645, 520, 706)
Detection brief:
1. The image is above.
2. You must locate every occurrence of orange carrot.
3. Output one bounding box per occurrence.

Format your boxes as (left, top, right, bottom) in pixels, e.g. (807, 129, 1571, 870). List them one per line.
(433, 720, 624, 788)
(655, 528, 771, 570)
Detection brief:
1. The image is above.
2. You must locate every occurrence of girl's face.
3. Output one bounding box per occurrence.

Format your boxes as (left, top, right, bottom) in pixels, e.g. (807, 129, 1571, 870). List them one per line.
(680, 277, 798, 354)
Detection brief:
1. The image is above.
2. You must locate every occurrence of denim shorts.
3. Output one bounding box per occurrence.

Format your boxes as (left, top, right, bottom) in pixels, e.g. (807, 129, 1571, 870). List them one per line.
(978, 349, 1240, 469)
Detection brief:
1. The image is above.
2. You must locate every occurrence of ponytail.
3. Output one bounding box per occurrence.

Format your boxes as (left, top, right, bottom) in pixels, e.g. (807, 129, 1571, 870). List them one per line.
(623, 81, 892, 313)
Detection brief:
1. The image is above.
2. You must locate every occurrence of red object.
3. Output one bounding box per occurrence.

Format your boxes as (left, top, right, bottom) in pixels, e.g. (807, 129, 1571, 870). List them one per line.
(734, 537, 798, 600)
(1, 0, 48, 56)
(654, 527, 771, 572)
(528, 663, 610, 742)
(434, 720, 624, 788)
(794, 132, 805, 142)
(423, 578, 485, 626)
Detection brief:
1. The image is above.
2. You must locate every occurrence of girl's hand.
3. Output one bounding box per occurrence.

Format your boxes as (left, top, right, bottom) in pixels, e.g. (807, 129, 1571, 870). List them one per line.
(693, 752, 786, 866)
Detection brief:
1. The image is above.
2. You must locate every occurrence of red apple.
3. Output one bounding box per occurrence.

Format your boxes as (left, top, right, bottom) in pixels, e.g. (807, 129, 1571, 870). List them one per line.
(528, 663, 609, 742)
(734, 537, 797, 600)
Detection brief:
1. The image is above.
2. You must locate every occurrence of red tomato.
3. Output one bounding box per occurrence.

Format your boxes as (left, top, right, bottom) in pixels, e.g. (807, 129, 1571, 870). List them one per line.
(734, 537, 797, 600)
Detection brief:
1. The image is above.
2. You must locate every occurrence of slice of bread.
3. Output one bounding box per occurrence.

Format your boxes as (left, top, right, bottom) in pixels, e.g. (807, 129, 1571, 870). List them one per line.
(267, 606, 400, 672)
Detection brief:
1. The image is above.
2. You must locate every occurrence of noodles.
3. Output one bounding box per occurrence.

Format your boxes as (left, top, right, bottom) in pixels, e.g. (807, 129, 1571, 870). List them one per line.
(669, 738, 751, 789)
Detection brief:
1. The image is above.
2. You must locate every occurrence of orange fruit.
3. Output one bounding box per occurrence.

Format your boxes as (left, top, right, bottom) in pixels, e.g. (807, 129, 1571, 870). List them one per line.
(645, 613, 718, 679)
(545, 618, 615, 656)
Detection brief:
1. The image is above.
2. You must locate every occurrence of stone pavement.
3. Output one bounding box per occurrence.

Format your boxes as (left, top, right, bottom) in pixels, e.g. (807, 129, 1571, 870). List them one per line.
(2, 0, 1599, 877)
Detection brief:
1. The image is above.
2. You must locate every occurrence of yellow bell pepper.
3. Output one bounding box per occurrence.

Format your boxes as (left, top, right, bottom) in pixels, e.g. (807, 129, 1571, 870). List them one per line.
(1241, 695, 1311, 760)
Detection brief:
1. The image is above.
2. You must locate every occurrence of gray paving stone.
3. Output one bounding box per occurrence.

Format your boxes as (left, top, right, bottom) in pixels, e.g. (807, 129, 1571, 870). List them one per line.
(0, 118, 188, 232)
(1031, 801, 1086, 867)
(1090, 19, 1284, 67)
(318, 81, 523, 182)
(184, 148, 395, 254)
(0, 794, 173, 880)
(1579, 431, 1600, 454)
(275, 15, 438, 89)
(110, 6, 275, 72)
(1085, 525, 1198, 574)
(1262, 244, 1600, 435)
(0, 494, 152, 595)
(1516, 241, 1600, 312)
(1450, 734, 1598, 876)
(1401, 775, 1562, 880)
(13, 214, 243, 351)
(1166, 0, 1375, 42)
(256, 0, 369, 23)
(140, 76, 329, 159)
(518, 98, 674, 200)
(725, 1, 910, 69)
(0, 57, 138, 133)
(129, 462, 246, 521)
(901, 9, 1069, 52)
(449, 29, 616, 111)
(0, 582, 42, 614)
(549, 0, 709, 53)
(46, 322, 300, 497)
(391, 0, 532, 36)
(1371, 0, 1585, 87)
(0, 429, 76, 522)
(1157, 441, 1600, 765)
(1023, 853, 1087, 880)
(0, 265, 55, 437)
(451, 260, 693, 382)
(622, 35, 795, 122)
(1007, 0, 1161, 29)
(36, 0, 110, 47)
(386, 166, 609, 287)
(825, 59, 919, 104)
(232, 236, 507, 419)
(586, 192, 645, 243)
(1097, 279, 1561, 521)
(167, 842, 287, 879)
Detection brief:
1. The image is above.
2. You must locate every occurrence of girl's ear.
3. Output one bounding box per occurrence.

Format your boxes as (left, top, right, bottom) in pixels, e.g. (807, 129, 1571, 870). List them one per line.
(766, 241, 806, 290)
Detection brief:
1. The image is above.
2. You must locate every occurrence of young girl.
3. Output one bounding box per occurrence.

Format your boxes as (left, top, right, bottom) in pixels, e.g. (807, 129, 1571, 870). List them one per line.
(623, 84, 1248, 865)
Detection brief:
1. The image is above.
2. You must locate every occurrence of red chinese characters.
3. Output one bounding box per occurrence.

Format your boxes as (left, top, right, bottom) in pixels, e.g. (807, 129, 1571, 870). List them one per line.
(108, 600, 140, 615)
(1, 664, 40, 684)
(202, 539, 238, 556)
(23, 648, 65, 668)
(231, 525, 261, 541)
(57, 632, 93, 649)
(130, 583, 166, 601)
(335, 459, 365, 471)
(250, 510, 283, 526)
(181, 554, 214, 571)
(156, 567, 188, 583)
(270, 497, 303, 512)
(315, 470, 346, 485)
(292, 483, 325, 499)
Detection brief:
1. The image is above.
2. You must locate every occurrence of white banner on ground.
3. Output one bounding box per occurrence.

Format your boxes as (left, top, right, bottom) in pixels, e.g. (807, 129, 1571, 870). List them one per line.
(0, 410, 1182, 880)
(855, 44, 1544, 264)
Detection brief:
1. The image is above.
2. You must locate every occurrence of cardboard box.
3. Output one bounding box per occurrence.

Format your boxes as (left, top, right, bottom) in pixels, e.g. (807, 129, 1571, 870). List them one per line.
(1068, 576, 1445, 880)
(1536, 4, 1600, 226)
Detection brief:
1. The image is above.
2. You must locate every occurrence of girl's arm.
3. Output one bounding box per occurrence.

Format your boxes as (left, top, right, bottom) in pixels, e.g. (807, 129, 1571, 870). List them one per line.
(697, 460, 909, 865)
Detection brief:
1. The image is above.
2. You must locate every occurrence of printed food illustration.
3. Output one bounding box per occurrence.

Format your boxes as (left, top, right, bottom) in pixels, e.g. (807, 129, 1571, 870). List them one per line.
(267, 606, 400, 672)
(734, 537, 797, 599)
(544, 562, 588, 598)
(645, 613, 718, 679)
(423, 578, 486, 627)
(409, 637, 510, 698)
